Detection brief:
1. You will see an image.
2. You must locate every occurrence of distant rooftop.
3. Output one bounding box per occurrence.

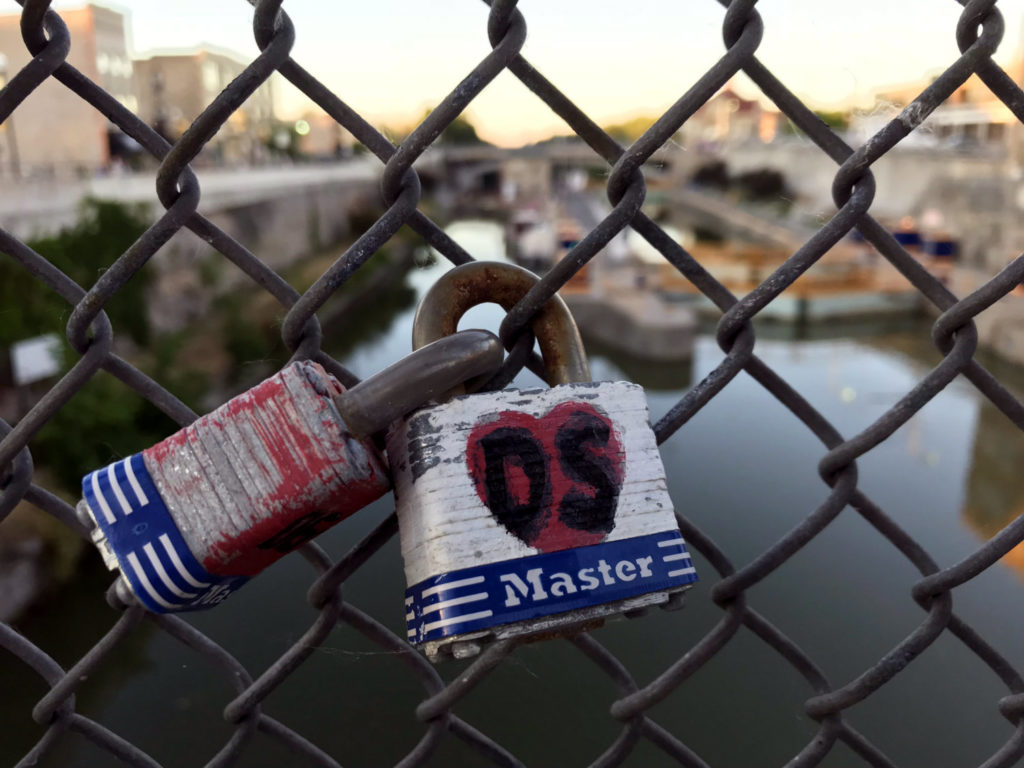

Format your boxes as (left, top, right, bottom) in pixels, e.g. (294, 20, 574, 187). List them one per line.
(133, 44, 251, 66)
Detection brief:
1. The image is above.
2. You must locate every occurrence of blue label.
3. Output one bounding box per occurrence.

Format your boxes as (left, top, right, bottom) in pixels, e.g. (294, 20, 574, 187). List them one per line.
(82, 454, 248, 613)
(405, 531, 698, 644)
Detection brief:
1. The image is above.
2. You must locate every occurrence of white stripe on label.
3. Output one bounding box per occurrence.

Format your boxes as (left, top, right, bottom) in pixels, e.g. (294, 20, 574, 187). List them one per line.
(159, 534, 211, 588)
(405, 597, 414, 606)
(657, 538, 685, 548)
(667, 567, 697, 578)
(405, 611, 415, 621)
(89, 472, 117, 525)
(123, 456, 148, 506)
(106, 464, 132, 516)
(662, 552, 690, 563)
(421, 575, 485, 598)
(421, 592, 488, 616)
(126, 551, 180, 611)
(422, 609, 493, 634)
(407, 630, 417, 639)
(143, 542, 199, 600)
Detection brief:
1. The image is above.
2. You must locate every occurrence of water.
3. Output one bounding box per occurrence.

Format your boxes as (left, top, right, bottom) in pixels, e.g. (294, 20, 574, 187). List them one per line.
(4, 220, 1024, 767)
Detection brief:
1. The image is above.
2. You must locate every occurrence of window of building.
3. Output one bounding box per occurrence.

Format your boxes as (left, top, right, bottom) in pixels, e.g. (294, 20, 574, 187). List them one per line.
(97, 52, 109, 74)
(202, 61, 219, 93)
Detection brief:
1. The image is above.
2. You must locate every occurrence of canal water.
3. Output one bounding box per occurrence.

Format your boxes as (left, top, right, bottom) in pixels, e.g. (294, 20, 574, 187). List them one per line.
(4, 220, 1024, 767)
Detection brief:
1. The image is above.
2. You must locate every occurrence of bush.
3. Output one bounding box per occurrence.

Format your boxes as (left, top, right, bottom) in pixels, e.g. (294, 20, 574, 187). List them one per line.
(0, 198, 153, 347)
(733, 168, 790, 203)
(690, 160, 730, 191)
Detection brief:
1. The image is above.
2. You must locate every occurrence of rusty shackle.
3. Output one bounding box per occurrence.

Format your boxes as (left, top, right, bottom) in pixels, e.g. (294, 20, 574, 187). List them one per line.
(412, 261, 590, 386)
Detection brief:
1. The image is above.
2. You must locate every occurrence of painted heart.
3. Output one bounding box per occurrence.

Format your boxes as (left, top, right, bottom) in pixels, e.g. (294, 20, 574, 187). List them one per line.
(466, 401, 624, 553)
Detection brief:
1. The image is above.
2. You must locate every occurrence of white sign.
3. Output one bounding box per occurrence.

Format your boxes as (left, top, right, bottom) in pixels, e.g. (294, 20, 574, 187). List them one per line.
(11, 333, 62, 386)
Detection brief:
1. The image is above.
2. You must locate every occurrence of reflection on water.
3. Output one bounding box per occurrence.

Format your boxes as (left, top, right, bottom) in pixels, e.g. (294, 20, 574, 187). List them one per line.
(6, 220, 1024, 767)
(966, 400, 1024, 578)
(580, 336, 692, 391)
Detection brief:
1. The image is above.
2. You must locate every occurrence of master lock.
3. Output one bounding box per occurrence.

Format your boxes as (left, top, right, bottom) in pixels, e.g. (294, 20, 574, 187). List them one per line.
(78, 330, 503, 613)
(387, 262, 699, 661)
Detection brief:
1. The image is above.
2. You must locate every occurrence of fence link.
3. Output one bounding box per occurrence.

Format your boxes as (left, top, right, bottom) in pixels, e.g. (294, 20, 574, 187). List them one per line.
(2, 0, 1024, 765)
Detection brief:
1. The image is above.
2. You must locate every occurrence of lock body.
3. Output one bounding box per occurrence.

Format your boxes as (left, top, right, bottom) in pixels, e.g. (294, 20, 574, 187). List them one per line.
(388, 380, 697, 661)
(80, 360, 390, 612)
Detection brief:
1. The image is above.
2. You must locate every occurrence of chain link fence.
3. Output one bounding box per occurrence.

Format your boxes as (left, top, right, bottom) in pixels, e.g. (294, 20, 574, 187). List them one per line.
(2, 0, 1024, 765)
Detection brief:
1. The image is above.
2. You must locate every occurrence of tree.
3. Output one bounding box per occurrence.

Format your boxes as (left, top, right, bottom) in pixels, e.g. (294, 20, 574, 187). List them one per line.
(440, 115, 484, 145)
(394, 111, 486, 146)
(733, 168, 791, 203)
(0, 198, 153, 347)
(602, 116, 657, 144)
(691, 160, 730, 191)
(814, 110, 850, 131)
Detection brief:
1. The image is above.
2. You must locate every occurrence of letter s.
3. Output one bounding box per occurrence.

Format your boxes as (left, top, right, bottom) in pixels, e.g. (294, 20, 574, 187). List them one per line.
(554, 408, 622, 534)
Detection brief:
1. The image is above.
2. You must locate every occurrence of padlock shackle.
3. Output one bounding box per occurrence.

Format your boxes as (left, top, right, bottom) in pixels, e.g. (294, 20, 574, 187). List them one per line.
(412, 261, 590, 386)
(333, 329, 504, 437)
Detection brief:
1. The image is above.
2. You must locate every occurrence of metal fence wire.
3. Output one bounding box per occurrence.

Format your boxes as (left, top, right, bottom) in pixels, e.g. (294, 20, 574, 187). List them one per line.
(3, 0, 1024, 765)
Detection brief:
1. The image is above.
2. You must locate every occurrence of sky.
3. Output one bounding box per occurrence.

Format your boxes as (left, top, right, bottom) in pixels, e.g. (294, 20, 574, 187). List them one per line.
(42, 0, 1024, 146)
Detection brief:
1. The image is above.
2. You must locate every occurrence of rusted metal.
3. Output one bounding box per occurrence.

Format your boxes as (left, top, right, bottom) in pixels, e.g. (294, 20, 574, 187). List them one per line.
(333, 329, 504, 437)
(395, 263, 694, 661)
(412, 261, 590, 387)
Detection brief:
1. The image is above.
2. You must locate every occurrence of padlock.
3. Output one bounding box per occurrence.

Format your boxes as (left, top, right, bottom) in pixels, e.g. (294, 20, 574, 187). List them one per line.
(78, 330, 503, 613)
(387, 262, 699, 661)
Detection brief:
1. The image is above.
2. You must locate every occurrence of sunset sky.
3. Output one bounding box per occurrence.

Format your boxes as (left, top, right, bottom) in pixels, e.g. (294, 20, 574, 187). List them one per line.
(44, 0, 1024, 146)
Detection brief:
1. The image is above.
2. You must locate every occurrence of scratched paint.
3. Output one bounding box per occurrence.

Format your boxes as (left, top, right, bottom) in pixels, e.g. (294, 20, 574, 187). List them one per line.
(388, 382, 683, 588)
(389, 381, 695, 657)
(466, 402, 624, 553)
(143, 362, 390, 577)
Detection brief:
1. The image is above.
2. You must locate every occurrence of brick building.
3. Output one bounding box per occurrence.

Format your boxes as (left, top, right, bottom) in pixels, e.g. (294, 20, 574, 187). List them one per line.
(0, 4, 135, 177)
(133, 47, 275, 165)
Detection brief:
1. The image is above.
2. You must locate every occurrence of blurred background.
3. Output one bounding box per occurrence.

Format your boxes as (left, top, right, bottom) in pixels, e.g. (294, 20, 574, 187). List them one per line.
(4, 1, 1024, 765)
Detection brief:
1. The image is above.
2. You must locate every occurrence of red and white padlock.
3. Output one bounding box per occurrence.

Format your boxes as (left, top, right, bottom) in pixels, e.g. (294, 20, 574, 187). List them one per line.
(388, 263, 698, 661)
(78, 331, 503, 612)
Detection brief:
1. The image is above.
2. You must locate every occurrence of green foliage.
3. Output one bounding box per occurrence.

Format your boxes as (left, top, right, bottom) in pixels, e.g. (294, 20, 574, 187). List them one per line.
(0, 200, 213, 495)
(602, 116, 657, 144)
(691, 160, 730, 191)
(814, 110, 850, 131)
(32, 344, 177, 491)
(392, 111, 486, 146)
(0, 198, 153, 347)
(30, 332, 211, 493)
(219, 294, 285, 376)
(439, 115, 484, 145)
(149, 331, 211, 409)
(780, 110, 851, 135)
(733, 168, 790, 203)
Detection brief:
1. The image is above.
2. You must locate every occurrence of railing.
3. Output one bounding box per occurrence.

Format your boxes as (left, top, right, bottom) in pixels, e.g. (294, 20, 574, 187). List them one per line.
(2, 1, 1024, 766)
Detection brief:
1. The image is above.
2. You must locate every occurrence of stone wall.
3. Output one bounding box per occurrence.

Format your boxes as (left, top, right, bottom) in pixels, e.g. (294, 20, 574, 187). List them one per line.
(147, 174, 379, 333)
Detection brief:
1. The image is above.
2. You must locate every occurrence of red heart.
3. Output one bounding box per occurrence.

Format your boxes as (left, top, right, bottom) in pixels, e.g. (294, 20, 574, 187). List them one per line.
(466, 401, 624, 553)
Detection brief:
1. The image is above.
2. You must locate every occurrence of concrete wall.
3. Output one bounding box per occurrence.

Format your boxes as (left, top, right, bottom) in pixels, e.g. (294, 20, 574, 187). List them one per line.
(146, 173, 379, 333)
(0, 162, 380, 332)
(722, 139, 1008, 221)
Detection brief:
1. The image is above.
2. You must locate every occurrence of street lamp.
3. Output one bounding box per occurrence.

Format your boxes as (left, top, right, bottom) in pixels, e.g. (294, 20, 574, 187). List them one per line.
(0, 53, 22, 179)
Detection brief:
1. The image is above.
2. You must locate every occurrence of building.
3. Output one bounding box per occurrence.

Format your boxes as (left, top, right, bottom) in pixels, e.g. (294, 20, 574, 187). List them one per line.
(0, 4, 135, 177)
(863, 59, 1024, 157)
(295, 111, 352, 159)
(677, 86, 779, 149)
(133, 47, 275, 165)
